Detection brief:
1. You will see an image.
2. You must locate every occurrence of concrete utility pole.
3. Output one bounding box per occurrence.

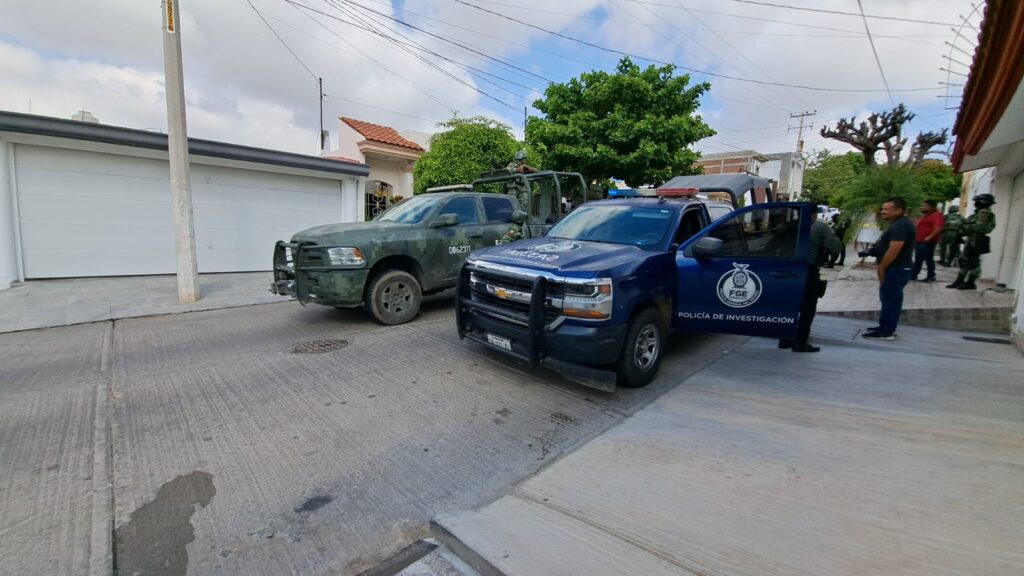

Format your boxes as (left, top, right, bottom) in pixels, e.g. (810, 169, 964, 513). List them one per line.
(788, 110, 817, 153)
(162, 0, 200, 303)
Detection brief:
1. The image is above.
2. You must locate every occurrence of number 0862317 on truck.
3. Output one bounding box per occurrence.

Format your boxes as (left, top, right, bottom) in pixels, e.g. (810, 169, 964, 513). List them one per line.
(457, 181, 818, 391)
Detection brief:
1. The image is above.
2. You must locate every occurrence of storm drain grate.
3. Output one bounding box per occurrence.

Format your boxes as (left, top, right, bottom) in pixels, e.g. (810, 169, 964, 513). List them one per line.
(293, 338, 349, 353)
(961, 336, 1013, 345)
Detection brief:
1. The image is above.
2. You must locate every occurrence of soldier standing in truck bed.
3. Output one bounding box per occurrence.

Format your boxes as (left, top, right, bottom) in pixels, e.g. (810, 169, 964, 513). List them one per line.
(947, 194, 996, 290)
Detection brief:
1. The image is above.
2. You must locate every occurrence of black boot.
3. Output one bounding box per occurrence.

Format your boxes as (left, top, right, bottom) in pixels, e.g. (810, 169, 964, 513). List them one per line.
(792, 343, 821, 353)
(946, 278, 964, 289)
(778, 339, 794, 349)
(957, 281, 977, 290)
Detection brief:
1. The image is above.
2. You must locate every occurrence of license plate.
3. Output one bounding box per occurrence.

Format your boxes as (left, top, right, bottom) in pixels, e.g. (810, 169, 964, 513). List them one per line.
(486, 333, 512, 351)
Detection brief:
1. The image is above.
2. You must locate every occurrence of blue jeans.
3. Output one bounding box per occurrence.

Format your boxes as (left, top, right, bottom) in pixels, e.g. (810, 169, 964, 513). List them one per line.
(912, 242, 937, 280)
(879, 266, 912, 334)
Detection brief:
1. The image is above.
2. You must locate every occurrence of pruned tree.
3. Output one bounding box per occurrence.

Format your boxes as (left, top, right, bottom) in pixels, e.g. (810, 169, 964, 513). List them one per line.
(819, 104, 947, 168)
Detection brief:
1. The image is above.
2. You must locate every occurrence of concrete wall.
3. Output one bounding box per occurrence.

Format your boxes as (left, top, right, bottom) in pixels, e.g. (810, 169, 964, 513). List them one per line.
(336, 123, 365, 162)
(1009, 171, 1024, 344)
(366, 156, 413, 199)
(0, 140, 21, 288)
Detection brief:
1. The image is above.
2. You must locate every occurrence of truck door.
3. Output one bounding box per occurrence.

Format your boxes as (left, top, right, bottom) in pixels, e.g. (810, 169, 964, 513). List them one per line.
(481, 195, 517, 245)
(673, 203, 813, 339)
(435, 196, 488, 281)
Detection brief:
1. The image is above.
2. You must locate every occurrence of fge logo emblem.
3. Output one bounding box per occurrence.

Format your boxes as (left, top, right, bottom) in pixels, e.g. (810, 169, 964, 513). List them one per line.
(717, 263, 762, 308)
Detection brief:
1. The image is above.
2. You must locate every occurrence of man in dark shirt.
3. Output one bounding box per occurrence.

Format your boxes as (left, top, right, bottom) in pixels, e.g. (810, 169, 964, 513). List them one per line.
(864, 197, 915, 340)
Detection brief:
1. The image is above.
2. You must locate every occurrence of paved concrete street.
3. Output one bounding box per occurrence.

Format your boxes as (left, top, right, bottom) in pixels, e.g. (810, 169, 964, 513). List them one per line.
(0, 298, 744, 576)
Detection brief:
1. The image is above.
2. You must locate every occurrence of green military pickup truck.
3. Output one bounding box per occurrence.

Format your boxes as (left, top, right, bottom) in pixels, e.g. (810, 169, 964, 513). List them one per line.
(272, 170, 590, 325)
(271, 191, 526, 325)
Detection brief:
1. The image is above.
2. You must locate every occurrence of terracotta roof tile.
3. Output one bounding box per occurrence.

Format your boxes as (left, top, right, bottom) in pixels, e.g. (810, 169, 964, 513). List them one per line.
(341, 117, 424, 152)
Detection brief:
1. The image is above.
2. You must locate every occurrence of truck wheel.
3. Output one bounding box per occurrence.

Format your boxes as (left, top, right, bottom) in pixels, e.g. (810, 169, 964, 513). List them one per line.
(616, 308, 664, 388)
(366, 270, 421, 325)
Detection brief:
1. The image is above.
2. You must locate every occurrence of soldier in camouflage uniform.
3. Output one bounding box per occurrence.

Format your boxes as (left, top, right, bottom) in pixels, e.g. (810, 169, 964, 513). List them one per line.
(938, 205, 963, 266)
(506, 151, 536, 214)
(947, 194, 996, 290)
(499, 210, 530, 244)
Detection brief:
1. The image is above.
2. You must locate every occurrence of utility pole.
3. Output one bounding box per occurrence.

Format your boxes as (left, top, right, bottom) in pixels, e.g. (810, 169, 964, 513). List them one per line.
(523, 107, 527, 142)
(319, 77, 326, 153)
(788, 110, 817, 153)
(161, 0, 200, 303)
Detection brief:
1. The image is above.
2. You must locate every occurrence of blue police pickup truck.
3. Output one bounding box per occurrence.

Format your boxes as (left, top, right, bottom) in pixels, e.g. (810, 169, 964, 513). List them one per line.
(456, 185, 816, 391)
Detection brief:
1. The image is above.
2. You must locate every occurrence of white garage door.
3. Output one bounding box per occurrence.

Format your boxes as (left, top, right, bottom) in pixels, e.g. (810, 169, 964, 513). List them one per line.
(16, 146, 348, 278)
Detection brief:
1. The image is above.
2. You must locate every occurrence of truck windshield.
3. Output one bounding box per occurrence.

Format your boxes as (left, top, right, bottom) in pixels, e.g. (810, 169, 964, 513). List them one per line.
(546, 205, 674, 250)
(375, 195, 441, 224)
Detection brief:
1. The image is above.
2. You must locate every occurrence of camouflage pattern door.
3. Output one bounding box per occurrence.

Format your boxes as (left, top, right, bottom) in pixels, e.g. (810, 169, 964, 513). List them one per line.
(434, 196, 489, 282)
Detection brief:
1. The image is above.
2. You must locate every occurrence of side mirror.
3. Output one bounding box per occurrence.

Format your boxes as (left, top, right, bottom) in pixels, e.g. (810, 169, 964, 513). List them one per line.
(429, 213, 459, 228)
(691, 236, 724, 259)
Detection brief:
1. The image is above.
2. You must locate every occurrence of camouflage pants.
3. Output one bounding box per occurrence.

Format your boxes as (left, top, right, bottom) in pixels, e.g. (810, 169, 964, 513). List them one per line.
(956, 248, 982, 283)
(939, 239, 961, 264)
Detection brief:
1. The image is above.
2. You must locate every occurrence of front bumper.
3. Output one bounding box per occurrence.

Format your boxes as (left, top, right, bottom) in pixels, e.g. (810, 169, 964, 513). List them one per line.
(271, 241, 368, 306)
(456, 264, 626, 391)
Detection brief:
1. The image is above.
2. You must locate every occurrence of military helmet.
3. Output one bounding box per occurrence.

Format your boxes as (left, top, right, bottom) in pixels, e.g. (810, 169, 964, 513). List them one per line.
(514, 150, 527, 162)
(510, 210, 528, 225)
(947, 205, 959, 213)
(973, 193, 996, 208)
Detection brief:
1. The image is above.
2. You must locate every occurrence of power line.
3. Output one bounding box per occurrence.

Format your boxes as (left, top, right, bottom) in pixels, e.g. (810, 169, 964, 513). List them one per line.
(286, 1, 459, 113)
(244, 0, 317, 80)
(338, 0, 542, 93)
(856, 0, 894, 105)
(721, 0, 957, 27)
(328, 0, 527, 110)
(607, 0, 794, 113)
(447, 0, 943, 94)
(323, 93, 435, 122)
(340, 0, 556, 84)
(668, 0, 815, 110)
(460, 0, 950, 37)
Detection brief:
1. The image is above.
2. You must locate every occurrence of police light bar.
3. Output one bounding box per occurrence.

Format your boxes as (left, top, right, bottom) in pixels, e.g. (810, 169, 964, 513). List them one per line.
(656, 187, 699, 197)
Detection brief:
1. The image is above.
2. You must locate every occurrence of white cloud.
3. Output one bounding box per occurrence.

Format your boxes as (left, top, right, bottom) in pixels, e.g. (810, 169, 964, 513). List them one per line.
(0, 0, 973, 161)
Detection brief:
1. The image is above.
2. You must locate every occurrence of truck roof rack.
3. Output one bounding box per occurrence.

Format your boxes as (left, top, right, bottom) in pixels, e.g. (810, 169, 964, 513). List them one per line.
(424, 184, 474, 193)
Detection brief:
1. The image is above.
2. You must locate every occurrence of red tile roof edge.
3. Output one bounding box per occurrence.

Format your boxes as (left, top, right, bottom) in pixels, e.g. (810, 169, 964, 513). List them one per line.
(340, 117, 424, 152)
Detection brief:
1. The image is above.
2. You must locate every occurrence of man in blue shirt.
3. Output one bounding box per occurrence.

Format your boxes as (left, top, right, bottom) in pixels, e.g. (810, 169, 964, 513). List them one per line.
(864, 197, 916, 340)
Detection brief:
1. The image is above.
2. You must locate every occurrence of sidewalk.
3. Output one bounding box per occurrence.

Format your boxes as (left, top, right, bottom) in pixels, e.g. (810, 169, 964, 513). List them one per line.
(432, 316, 1024, 576)
(0, 272, 289, 333)
(819, 249, 1015, 333)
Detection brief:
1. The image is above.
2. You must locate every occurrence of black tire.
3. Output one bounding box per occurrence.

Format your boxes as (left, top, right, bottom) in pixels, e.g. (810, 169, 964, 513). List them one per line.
(366, 270, 422, 325)
(616, 308, 665, 388)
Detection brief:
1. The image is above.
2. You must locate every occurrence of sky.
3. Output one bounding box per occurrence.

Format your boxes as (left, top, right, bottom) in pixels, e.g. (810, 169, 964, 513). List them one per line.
(0, 0, 981, 160)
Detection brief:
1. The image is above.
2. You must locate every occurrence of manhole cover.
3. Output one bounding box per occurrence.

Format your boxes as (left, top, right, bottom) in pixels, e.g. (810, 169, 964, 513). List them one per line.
(961, 336, 1012, 345)
(293, 338, 349, 353)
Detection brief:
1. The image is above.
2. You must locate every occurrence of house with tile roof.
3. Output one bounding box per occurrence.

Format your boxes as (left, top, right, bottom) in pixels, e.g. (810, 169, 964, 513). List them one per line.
(331, 117, 427, 220)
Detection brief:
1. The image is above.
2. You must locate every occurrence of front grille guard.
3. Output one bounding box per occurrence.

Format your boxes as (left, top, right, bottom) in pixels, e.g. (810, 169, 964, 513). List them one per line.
(457, 264, 548, 367)
(273, 241, 350, 303)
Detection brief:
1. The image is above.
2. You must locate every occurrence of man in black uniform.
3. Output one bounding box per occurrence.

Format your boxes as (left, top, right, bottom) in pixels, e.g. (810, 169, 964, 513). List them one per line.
(863, 197, 915, 340)
(780, 212, 842, 352)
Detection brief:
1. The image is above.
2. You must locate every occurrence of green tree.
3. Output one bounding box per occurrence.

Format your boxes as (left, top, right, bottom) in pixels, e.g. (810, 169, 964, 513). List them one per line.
(802, 150, 865, 207)
(527, 57, 714, 187)
(413, 116, 519, 194)
(913, 159, 961, 203)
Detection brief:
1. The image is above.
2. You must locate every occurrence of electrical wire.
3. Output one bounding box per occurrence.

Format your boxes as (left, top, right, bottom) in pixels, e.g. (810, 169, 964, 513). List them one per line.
(327, 0, 528, 109)
(668, 0, 815, 110)
(721, 0, 957, 26)
(286, 1, 460, 113)
(447, 0, 943, 93)
(856, 0, 895, 105)
(244, 0, 318, 80)
(323, 93, 435, 122)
